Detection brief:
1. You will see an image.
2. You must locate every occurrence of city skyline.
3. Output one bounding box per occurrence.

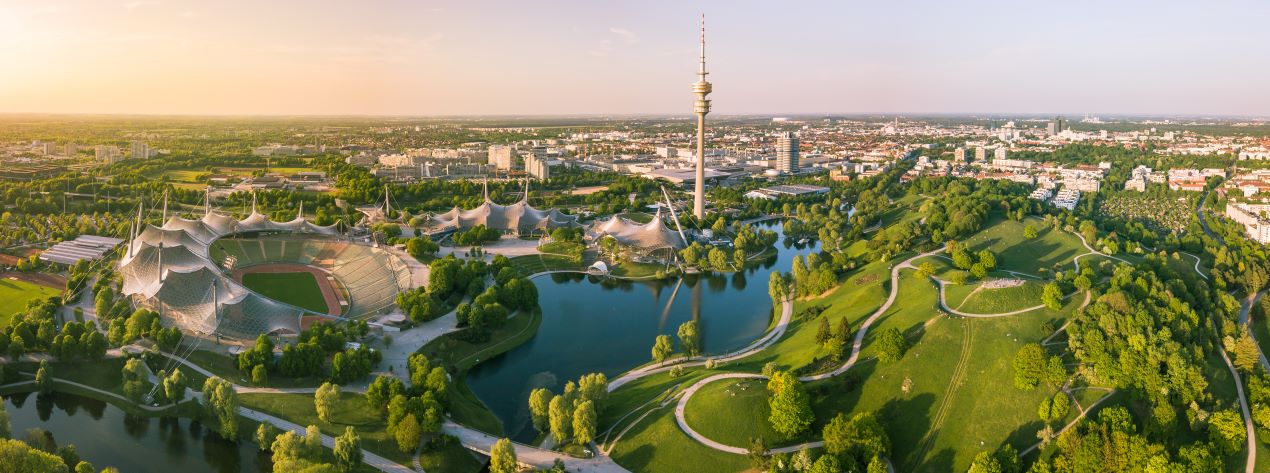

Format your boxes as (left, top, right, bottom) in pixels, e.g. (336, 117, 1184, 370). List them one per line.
(3, 0, 1270, 116)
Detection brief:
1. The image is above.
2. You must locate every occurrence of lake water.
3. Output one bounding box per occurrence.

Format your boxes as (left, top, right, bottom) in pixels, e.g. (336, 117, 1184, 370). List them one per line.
(3, 392, 268, 473)
(466, 221, 819, 441)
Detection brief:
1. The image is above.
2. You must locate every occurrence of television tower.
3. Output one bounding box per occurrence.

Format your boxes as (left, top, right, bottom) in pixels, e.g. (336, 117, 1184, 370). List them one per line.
(692, 14, 712, 219)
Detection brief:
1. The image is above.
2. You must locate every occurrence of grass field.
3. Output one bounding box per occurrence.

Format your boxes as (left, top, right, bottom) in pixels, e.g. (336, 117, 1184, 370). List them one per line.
(949, 280, 1046, 314)
(508, 254, 583, 275)
(959, 218, 1086, 276)
(683, 377, 816, 449)
(0, 277, 62, 326)
(238, 391, 431, 468)
(241, 271, 329, 313)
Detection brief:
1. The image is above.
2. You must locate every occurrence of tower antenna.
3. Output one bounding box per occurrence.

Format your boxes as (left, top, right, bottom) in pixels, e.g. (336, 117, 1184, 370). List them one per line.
(691, 13, 713, 219)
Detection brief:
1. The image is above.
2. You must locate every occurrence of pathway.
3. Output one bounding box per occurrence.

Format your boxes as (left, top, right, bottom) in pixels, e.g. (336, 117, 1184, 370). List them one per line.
(1239, 291, 1270, 374)
(608, 297, 794, 391)
(667, 249, 944, 454)
(1217, 342, 1257, 473)
(443, 421, 628, 473)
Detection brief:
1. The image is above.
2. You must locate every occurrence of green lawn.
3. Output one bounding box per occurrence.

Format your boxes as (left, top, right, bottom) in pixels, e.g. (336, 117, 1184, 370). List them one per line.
(538, 241, 584, 256)
(683, 377, 815, 449)
(508, 254, 583, 275)
(951, 280, 1046, 314)
(609, 405, 751, 473)
(959, 218, 1086, 276)
(0, 278, 62, 326)
(610, 262, 667, 279)
(239, 391, 415, 466)
(242, 271, 329, 313)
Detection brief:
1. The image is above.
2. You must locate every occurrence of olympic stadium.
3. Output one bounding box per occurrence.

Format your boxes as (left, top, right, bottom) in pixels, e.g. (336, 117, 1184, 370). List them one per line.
(118, 200, 412, 340)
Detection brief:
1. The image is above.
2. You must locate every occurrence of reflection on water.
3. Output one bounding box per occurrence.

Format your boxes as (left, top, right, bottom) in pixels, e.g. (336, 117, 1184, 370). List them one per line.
(4, 392, 268, 473)
(466, 222, 819, 442)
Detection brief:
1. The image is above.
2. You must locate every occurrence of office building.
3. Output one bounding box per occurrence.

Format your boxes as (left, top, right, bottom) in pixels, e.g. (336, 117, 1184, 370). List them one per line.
(488, 145, 514, 170)
(130, 141, 149, 160)
(776, 132, 799, 174)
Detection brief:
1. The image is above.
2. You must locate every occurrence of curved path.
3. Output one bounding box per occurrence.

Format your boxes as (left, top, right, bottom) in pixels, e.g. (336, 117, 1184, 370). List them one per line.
(608, 297, 794, 391)
(668, 249, 944, 453)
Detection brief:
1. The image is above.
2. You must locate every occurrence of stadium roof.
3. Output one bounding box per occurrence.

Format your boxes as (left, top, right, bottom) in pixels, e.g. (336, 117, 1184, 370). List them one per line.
(429, 179, 579, 233)
(590, 208, 686, 250)
(119, 198, 343, 338)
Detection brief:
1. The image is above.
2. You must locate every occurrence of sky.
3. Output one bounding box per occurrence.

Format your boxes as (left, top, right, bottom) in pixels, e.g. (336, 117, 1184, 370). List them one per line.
(2, 0, 1269, 116)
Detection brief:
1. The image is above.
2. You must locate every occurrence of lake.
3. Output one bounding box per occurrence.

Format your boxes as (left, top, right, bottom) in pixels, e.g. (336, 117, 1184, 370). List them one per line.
(466, 221, 819, 441)
(3, 392, 267, 473)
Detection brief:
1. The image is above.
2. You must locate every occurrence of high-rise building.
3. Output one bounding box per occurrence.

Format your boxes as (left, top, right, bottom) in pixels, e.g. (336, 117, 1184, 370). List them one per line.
(974, 147, 986, 162)
(488, 145, 514, 170)
(994, 147, 1008, 160)
(95, 145, 122, 163)
(525, 154, 551, 179)
(776, 132, 799, 174)
(954, 147, 967, 162)
(691, 15, 712, 219)
(64, 143, 77, 156)
(130, 141, 149, 160)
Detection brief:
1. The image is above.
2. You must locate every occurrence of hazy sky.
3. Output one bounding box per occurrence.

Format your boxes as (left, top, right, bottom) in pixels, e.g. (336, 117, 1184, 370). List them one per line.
(2, 0, 1269, 116)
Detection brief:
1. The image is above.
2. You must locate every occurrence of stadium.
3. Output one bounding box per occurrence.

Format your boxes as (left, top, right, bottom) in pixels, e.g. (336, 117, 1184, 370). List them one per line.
(118, 199, 412, 340)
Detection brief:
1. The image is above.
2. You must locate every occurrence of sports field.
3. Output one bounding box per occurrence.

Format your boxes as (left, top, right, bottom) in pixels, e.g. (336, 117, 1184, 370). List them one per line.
(0, 277, 61, 327)
(241, 271, 329, 313)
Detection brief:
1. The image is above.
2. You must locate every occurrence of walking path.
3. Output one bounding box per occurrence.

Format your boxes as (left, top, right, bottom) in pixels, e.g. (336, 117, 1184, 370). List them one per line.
(608, 297, 794, 391)
(1240, 291, 1270, 373)
(1218, 342, 1258, 473)
(443, 421, 628, 473)
(667, 248, 944, 453)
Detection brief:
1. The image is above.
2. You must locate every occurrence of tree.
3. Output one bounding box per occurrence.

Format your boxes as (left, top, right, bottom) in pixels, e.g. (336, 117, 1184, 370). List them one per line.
(1024, 224, 1038, 239)
(489, 438, 518, 473)
(549, 395, 572, 444)
(1041, 282, 1063, 310)
(1232, 333, 1262, 373)
(867, 455, 887, 473)
(0, 438, 66, 471)
(34, 361, 51, 395)
(162, 368, 187, 404)
(1037, 397, 1053, 423)
(315, 382, 341, 423)
(816, 317, 832, 345)
(808, 454, 841, 473)
(251, 364, 267, 385)
(202, 377, 240, 440)
(1049, 392, 1070, 421)
(677, 321, 700, 358)
(366, 375, 403, 412)
(875, 328, 907, 362)
(967, 450, 1003, 473)
(767, 371, 814, 437)
(1209, 409, 1246, 456)
(917, 261, 936, 279)
(651, 335, 674, 364)
(529, 389, 553, 432)
(1012, 344, 1046, 390)
(255, 422, 279, 452)
(970, 263, 988, 279)
(334, 426, 363, 472)
(0, 402, 9, 439)
(822, 412, 890, 464)
(75, 461, 94, 473)
(394, 414, 422, 453)
(573, 400, 597, 446)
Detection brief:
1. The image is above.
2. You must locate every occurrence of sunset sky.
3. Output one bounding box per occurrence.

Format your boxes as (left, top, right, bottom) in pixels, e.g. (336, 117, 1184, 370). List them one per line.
(2, 0, 1269, 116)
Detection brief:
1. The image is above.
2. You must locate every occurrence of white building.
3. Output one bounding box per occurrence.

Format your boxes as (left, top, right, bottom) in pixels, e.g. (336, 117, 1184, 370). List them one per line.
(1052, 189, 1081, 210)
(525, 154, 552, 179)
(994, 147, 1008, 160)
(130, 141, 149, 160)
(488, 145, 515, 170)
(1028, 188, 1052, 201)
(1227, 203, 1270, 243)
